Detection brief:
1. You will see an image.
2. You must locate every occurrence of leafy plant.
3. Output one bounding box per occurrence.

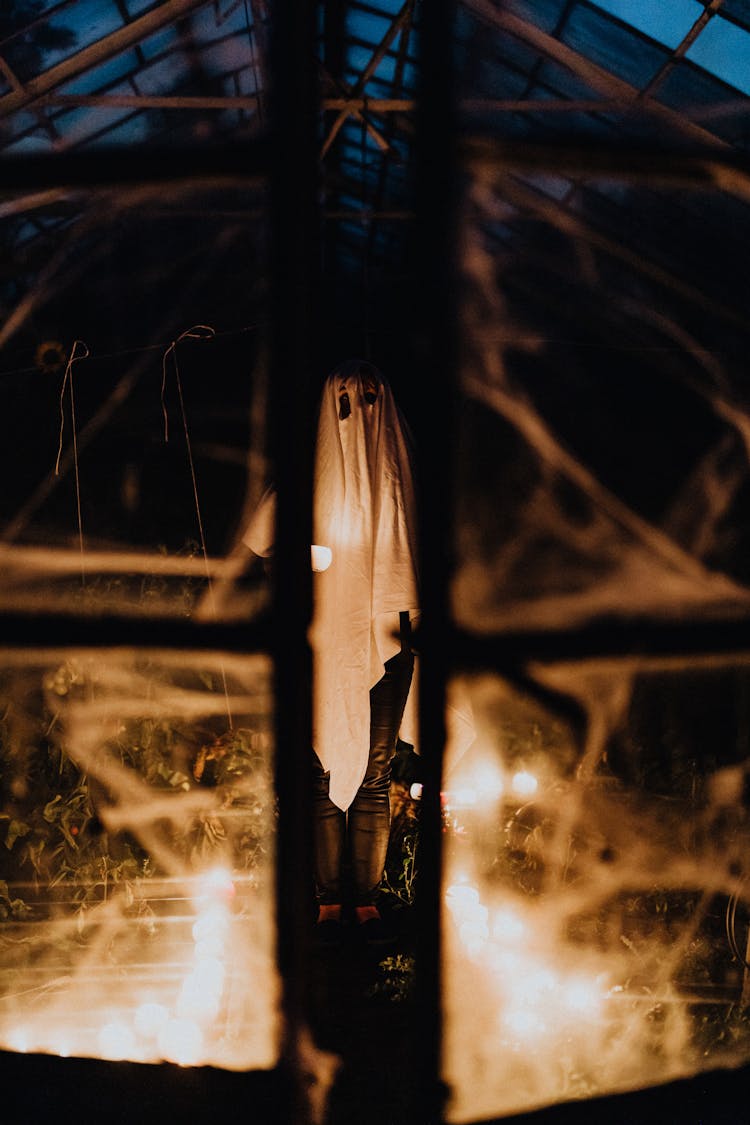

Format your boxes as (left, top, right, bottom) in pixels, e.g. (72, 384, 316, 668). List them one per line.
(381, 831, 418, 908)
(0, 549, 274, 932)
(368, 953, 416, 1004)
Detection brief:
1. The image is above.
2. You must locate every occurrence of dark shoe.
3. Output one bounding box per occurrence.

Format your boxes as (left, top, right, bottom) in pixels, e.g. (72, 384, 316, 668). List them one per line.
(315, 918, 343, 950)
(357, 914, 394, 947)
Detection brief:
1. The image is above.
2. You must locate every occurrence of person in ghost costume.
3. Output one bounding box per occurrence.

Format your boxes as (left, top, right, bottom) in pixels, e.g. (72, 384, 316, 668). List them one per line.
(243, 359, 419, 944)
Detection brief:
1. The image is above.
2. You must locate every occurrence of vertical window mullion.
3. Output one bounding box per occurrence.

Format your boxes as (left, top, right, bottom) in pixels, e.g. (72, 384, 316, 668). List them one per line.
(268, 2, 320, 1121)
(413, 1, 459, 1122)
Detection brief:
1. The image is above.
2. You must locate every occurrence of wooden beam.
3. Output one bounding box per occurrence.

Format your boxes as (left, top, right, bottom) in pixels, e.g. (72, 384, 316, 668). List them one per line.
(464, 134, 750, 195)
(36, 92, 261, 111)
(473, 169, 750, 332)
(320, 0, 413, 158)
(0, 0, 212, 121)
(461, 0, 730, 153)
(25, 93, 670, 116)
(319, 64, 394, 157)
(644, 0, 726, 96)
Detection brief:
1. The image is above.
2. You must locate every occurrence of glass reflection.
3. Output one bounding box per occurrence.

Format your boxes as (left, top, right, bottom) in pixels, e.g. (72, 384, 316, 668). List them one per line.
(0, 649, 279, 1070)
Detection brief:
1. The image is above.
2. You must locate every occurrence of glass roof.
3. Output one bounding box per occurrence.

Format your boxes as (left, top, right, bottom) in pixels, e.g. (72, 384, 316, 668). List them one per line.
(0, 0, 748, 370)
(590, 0, 703, 50)
(1, 2, 748, 151)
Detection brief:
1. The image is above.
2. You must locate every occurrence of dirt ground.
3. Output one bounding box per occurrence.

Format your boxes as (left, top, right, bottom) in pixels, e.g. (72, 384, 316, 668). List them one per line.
(310, 900, 421, 1125)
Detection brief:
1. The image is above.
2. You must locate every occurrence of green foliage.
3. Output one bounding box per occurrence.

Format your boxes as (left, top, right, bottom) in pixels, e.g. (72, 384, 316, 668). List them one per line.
(0, 710, 154, 919)
(0, 879, 33, 921)
(368, 953, 416, 1004)
(381, 831, 418, 908)
(187, 725, 275, 872)
(379, 779, 421, 914)
(0, 656, 274, 930)
(62, 541, 204, 618)
(0, 552, 274, 929)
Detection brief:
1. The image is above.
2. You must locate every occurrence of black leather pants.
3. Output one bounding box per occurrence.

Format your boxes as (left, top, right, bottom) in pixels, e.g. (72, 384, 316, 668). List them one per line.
(313, 646, 414, 906)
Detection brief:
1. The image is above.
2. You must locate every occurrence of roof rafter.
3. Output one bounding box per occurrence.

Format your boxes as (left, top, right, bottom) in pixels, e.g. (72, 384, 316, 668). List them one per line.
(642, 0, 726, 97)
(475, 169, 749, 332)
(461, 0, 731, 152)
(0, 0, 214, 123)
(320, 0, 413, 159)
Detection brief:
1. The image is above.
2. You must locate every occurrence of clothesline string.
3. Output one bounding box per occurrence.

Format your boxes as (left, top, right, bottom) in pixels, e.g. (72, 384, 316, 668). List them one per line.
(163, 326, 236, 730)
(47, 326, 236, 730)
(55, 339, 90, 585)
(0, 321, 264, 384)
(0, 323, 262, 544)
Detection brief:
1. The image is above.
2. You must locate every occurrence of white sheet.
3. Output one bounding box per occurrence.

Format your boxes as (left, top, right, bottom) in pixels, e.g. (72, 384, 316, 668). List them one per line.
(310, 360, 420, 809)
(242, 361, 420, 809)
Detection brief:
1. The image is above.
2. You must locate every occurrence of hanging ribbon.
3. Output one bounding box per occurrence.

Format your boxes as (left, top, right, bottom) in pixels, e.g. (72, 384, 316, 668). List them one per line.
(55, 339, 90, 583)
(161, 325, 234, 729)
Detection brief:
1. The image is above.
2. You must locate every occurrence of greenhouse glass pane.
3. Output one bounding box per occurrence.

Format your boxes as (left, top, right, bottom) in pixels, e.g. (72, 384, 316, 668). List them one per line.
(563, 4, 671, 87)
(686, 15, 750, 95)
(505, 0, 575, 35)
(0, 647, 279, 1070)
(0, 179, 271, 627)
(721, 1, 750, 31)
(587, 0, 703, 50)
(657, 59, 750, 149)
(37, 1, 125, 74)
(346, 8, 392, 44)
(56, 49, 139, 95)
(441, 664, 750, 1119)
(442, 163, 750, 1122)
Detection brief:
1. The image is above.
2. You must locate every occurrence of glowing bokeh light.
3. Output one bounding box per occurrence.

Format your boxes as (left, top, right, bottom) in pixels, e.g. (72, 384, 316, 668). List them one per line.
(98, 1021, 137, 1060)
(134, 1002, 170, 1039)
(194, 935, 225, 961)
(503, 1007, 547, 1039)
(451, 787, 478, 807)
(445, 883, 481, 911)
(491, 907, 526, 944)
(510, 770, 538, 798)
(0, 647, 280, 1075)
(561, 977, 603, 1016)
(197, 866, 236, 901)
(514, 964, 556, 1003)
(446, 755, 506, 811)
(7, 1028, 30, 1054)
(191, 955, 225, 991)
(158, 1018, 204, 1067)
(192, 905, 230, 944)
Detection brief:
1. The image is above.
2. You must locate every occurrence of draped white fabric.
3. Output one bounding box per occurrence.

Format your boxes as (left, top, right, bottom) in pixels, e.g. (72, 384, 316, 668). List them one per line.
(243, 360, 420, 811)
(311, 361, 419, 810)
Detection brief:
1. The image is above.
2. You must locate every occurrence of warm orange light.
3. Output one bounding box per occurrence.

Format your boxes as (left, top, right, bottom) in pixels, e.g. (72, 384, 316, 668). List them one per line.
(134, 1002, 170, 1039)
(192, 905, 230, 944)
(98, 1021, 137, 1061)
(445, 753, 505, 812)
(510, 770, 538, 798)
(196, 866, 236, 901)
(491, 907, 526, 944)
(158, 1018, 203, 1067)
